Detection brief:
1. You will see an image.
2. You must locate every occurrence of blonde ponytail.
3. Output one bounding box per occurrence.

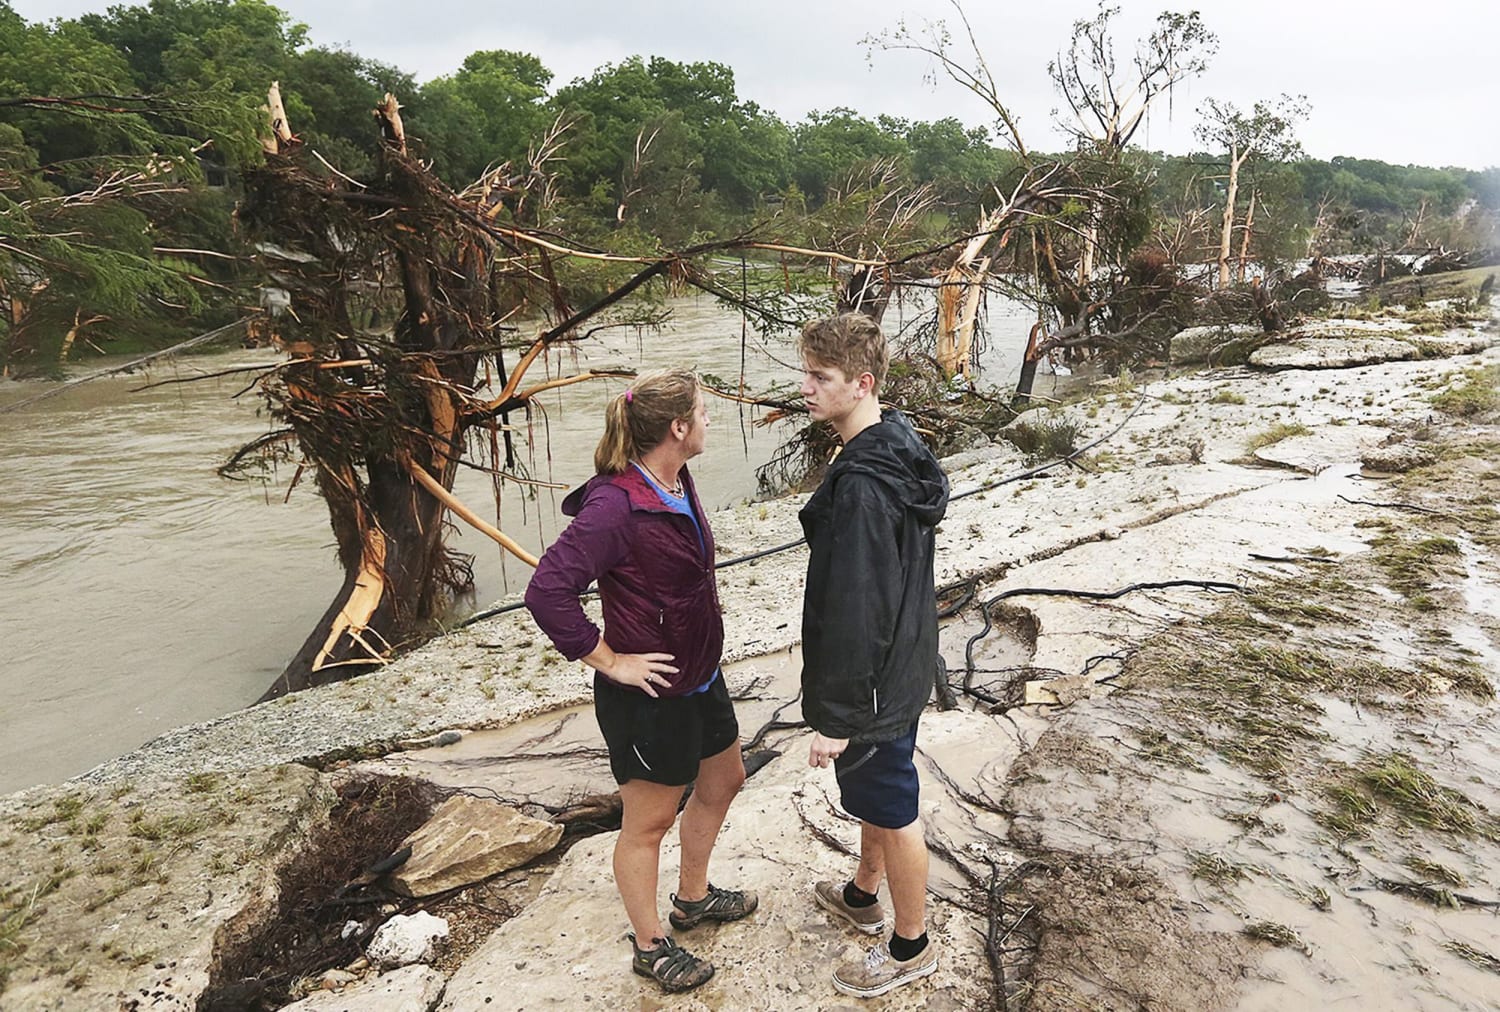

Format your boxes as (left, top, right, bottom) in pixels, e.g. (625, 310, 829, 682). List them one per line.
(593, 368, 699, 474)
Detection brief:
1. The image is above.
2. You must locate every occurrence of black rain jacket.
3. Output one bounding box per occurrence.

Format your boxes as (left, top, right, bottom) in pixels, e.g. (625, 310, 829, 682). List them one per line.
(799, 408, 949, 743)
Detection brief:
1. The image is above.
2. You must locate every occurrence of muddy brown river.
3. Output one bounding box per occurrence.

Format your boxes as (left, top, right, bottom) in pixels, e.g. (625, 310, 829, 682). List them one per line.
(0, 294, 1044, 794)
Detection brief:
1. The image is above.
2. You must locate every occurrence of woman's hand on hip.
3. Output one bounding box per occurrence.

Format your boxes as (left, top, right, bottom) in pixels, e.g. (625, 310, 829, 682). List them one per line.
(601, 652, 678, 697)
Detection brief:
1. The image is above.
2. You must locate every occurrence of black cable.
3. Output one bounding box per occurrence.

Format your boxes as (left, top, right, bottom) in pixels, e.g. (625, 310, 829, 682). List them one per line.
(957, 579, 1242, 707)
(457, 390, 1153, 630)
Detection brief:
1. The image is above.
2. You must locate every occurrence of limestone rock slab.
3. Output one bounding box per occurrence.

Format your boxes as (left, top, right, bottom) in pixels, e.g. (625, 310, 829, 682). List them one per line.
(437, 725, 1008, 1012)
(278, 964, 446, 1012)
(1407, 331, 1493, 356)
(390, 795, 562, 897)
(1250, 336, 1420, 370)
(0, 765, 334, 1011)
(1253, 425, 1389, 474)
(1362, 441, 1438, 473)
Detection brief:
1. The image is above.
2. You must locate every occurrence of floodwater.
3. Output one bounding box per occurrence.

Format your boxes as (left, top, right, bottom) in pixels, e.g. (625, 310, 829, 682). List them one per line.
(0, 293, 1037, 794)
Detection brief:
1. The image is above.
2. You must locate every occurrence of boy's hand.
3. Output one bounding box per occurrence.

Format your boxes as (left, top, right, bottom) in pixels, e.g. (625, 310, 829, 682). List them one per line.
(808, 732, 850, 768)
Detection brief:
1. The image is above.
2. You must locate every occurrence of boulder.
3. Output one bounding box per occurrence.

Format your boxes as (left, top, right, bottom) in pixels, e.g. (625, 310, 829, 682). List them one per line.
(1169, 324, 1262, 365)
(1361, 442, 1438, 473)
(278, 965, 446, 1011)
(367, 911, 450, 969)
(390, 795, 562, 897)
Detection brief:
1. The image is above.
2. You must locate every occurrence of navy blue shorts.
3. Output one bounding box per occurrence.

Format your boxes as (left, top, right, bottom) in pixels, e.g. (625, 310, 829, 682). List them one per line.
(594, 672, 739, 786)
(834, 724, 920, 829)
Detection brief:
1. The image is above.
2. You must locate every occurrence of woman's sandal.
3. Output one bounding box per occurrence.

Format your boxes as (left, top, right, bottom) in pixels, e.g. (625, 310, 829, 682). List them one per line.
(668, 883, 759, 930)
(628, 933, 715, 992)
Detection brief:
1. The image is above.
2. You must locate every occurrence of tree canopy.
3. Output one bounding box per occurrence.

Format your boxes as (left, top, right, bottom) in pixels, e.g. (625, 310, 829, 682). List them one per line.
(1, 0, 1495, 375)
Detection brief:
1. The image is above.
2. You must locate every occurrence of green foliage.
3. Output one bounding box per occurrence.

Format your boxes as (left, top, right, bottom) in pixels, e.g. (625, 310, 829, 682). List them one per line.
(1245, 422, 1309, 452)
(5, 0, 1499, 373)
(790, 108, 906, 199)
(550, 55, 791, 235)
(285, 47, 415, 179)
(1430, 365, 1500, 417)
(999, 415, 1083, 461)
(0, 0, 291, 372)
(412, 49, 551, 186)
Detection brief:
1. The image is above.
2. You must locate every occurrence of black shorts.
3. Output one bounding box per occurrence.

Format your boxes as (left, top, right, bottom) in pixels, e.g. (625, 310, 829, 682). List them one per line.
(834, 723, 920, 830)
(594, 672, 740, 786)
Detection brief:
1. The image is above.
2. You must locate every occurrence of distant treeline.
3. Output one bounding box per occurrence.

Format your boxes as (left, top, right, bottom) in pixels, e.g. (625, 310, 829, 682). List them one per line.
(2, 0, 1497, 366)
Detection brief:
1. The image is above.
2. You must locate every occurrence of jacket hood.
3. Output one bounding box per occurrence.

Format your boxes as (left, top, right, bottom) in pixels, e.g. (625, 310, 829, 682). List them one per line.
(561, 466, 698, 518)
(829, 408, 949, 526)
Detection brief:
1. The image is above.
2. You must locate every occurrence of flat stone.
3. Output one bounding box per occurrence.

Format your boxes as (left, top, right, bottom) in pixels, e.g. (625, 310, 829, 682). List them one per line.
(390, 795, 563, 897)
(1025, 674, 1094, 706)
(278, 965, 446, 1011)
(1405, 332, 1493, 356)
(318, 968, 360, 989)
(1250, 337, 1420, 370)
(1254, 425, 1390, 474)
(1286, 318, 1416, 339)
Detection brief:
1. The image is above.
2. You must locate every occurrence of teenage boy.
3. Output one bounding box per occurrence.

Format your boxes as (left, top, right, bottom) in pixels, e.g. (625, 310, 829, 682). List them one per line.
(796, 312, 950, 998)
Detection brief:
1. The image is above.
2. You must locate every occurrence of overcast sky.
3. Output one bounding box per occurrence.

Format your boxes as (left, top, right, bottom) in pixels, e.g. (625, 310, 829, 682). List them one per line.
(15, 0, 1499, 169)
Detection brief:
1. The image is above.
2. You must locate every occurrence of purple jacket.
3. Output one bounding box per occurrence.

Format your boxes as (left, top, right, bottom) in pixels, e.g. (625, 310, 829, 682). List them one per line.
(524, 465, 724, 696)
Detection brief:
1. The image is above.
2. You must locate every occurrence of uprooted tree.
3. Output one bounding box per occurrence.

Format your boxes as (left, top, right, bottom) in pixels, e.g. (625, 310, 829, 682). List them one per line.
(238, 86, 569, 697)
(1194, 94, 1309, 290)
(235, 84, 977, 699)
(865, 1, 1217, 397)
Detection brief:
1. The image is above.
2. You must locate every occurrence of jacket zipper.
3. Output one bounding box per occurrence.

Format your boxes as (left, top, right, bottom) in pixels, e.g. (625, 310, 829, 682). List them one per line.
(872, 688, 879, 715)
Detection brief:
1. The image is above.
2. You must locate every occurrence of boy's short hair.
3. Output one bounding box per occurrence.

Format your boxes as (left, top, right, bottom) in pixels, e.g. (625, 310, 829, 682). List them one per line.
(799, 312, 889, 392)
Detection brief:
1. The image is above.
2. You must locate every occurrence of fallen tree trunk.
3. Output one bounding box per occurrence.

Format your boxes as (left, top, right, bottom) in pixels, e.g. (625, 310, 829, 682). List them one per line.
(243, 91, 529, 699)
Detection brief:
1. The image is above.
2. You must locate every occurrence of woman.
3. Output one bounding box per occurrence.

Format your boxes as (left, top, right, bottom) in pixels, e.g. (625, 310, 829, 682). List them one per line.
(524, 368, 756, 994)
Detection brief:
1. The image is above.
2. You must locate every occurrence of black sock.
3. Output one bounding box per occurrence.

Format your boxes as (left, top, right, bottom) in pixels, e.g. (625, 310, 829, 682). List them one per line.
(843, 881, 879, 908)
(889, 931, 929, 962)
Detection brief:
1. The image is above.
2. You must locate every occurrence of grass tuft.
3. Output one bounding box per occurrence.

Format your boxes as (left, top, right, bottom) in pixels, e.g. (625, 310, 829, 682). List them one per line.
(999, 416, 1083, 461)
(1321, 751, 1493, 840)
(1404, 856, 1465, 887)
(1360, 751, 1486, 835)
(1190, 851, 1249, 887)
(1430, 365, 1499, 417)
(1246, 422, 1310, 453)
(1243, 921, 1310, 953)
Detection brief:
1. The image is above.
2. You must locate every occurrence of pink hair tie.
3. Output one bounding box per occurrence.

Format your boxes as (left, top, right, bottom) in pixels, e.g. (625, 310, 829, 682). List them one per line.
(624, 389, 634, 403)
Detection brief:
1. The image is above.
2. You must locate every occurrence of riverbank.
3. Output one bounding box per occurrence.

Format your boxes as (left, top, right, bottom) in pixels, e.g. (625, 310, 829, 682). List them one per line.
(2, 308, 1497, 1009)
(0, 290, 1051, 795)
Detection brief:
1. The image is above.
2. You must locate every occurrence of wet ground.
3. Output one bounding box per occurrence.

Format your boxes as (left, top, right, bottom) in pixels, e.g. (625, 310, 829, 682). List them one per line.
(4, 324, 1496, 1009)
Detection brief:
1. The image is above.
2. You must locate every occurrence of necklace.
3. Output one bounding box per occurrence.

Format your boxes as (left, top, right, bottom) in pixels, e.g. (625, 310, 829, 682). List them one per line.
(636, 459, 684, 497)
